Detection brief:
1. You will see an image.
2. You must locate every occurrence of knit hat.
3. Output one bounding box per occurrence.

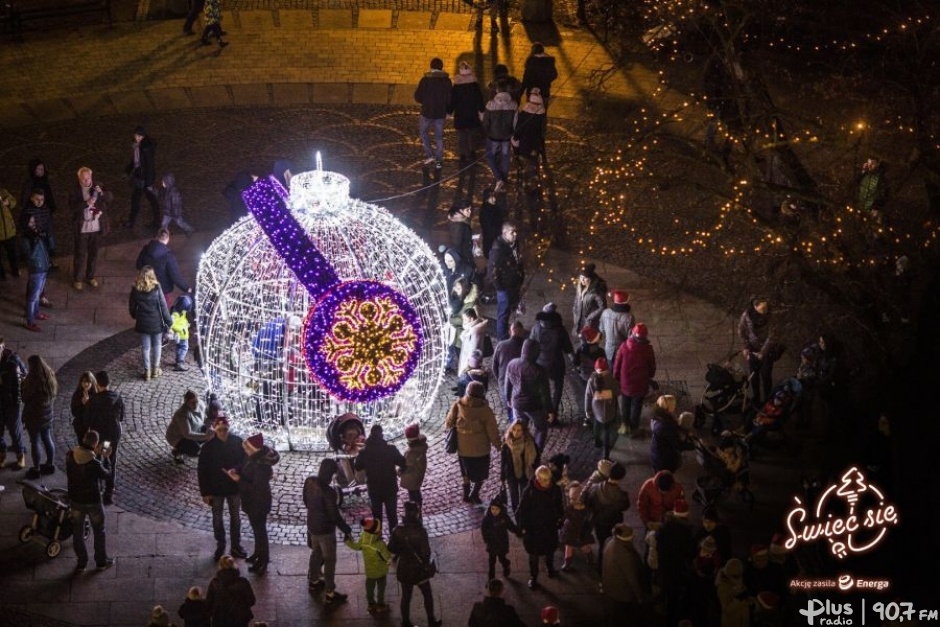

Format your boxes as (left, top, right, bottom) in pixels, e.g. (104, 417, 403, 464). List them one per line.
(134, 125, 147, 136)
(656, 394, 677, 413)
(723, 558, 744, 579)
(613, 523, 634, 541)
(609, 461, 626, 481)
(404, 423, 420, 440)
(678, 411, 695, 429)
(770, 533, 788, 554)
(581, 325, 600, 344)
(468, 349, 483, 369)
(594, 357, 609, 373)
(700, 536, 717, 554)
(750, 543, 769, 559)
(150, 605, 169, 627)
(757, 591, 780, 610)
(187, 586, 202, 600)
(542, 302, 556, 313)
(466, 380, 486, 399)
(535, 465, 552, 482)
(611, 290, 630, 305)
(632, 322, 648, 338)
(458, 61, 472, 75)
(361, 517, 381, 534)
(246, 433, 264, 450)
(577, 262, 596, 278)
(673, 498, 690, 517)
(541, 605, 560, 624)
(596, 459, 613, 478)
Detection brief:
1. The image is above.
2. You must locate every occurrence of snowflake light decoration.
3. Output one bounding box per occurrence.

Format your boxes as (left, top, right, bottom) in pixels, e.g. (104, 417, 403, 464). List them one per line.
(196, 156, 449, 451)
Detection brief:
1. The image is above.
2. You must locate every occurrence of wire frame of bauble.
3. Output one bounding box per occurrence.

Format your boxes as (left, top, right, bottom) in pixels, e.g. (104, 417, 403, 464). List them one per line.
(195, 165, 449, 451)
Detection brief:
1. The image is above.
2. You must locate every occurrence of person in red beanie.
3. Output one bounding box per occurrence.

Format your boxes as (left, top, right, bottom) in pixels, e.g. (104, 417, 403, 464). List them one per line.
(599, 289, 634, 363)
(541, 604, 561, 625)
(613, 321, 656, 438)
(585, 356, 621, 459)
(225, 432, 280, 575)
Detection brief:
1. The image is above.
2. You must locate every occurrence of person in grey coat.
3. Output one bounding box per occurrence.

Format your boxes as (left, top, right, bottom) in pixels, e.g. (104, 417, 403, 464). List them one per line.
(601, 523, 651, 625)
(598, 290, 635, 363)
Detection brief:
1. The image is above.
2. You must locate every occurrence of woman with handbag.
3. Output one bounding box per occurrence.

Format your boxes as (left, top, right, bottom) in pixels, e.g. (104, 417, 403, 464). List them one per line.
(129, 265, 173, 380)
(445, 381, 501, 506)
(388, 501, 442, 627)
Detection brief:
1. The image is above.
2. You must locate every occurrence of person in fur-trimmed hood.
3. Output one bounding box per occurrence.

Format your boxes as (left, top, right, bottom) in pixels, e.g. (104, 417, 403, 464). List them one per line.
(481, 83, 519, 191)
(513, 87, 548, 167)
(449, 61, 486, 164)
(399, 424, 428, 505)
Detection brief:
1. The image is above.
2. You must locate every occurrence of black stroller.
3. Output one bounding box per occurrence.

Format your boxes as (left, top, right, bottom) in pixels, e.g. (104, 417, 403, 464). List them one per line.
(691, 432, 754, 509)
(325, 413, 367, 505)
(695, 352, 753, 434)
(17, 479, 89, 558)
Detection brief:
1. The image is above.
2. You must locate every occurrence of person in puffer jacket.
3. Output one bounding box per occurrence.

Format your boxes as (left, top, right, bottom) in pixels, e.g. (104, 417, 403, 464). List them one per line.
(158, 172, 194, 235)
(481, 83, 519, 191)
(504, 339, 552, 451)
(344, 517, 393, 615)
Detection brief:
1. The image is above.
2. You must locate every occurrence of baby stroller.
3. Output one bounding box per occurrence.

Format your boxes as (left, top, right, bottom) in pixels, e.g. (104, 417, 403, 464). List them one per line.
(17, 479, 89, 558)
(692, 432, 754, 509)
(695, 352, 753, 434)
(325, 413, 367, 505)
(742, 378, 802, 450)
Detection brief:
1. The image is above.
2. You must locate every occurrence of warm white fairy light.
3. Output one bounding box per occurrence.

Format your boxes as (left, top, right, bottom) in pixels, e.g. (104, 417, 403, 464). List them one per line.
(196, 162, 450, 451)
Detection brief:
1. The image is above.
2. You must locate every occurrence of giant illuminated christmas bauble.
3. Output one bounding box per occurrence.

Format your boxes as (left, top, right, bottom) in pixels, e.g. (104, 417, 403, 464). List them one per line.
(196, 160, 449, 451)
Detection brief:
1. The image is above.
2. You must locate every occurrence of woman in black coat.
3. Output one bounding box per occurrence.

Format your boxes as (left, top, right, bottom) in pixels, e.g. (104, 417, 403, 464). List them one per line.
(129, 265, 172, 381)
(205, 555, 256, 627)
(225, 434, 280, 575)
(388, 501, 442, 627)
(649, 395, 691, 473)
(516, 464, 564, 590)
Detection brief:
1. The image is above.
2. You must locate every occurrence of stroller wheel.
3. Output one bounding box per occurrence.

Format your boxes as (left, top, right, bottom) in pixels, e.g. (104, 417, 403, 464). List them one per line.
(46, 540, 62, 558)
(19, 525, 34, 543)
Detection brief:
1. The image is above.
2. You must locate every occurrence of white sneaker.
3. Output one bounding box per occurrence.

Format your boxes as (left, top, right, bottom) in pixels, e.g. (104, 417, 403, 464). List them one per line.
(423, 157, 436, 166)
(494, 180, 505, 193)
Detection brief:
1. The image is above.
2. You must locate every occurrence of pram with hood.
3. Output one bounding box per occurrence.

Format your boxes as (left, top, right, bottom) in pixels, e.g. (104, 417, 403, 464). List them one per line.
(326, 413, 367, 504)
(17, 479, 90, 558)
(692, 431, 754, 509)
(695, 352, 753, 434)
(742, 377, 802, 450)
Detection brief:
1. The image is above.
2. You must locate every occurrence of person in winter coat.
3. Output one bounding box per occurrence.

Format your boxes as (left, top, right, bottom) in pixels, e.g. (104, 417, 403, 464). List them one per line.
(500, 420, 538, 512)
(198, 417, 247, 562)
(0, 188, 20, 279)
(530, 302, 573, 423)
(613, 322, 656, 437)
(199, 0, 228, 47)
(225, 433, 280, 575)
(599, 290, 634, 363)
(504, 338, 553, 451)
(177, 586, 210, 627)
(688, 536, 723, 627)
(443, 247, 475, 292)
(459, 308, 489, 374)
(21, 354, 57, 479)
(488, 221, 524, 341)
(136, 228, 191, 300)
(447, 278, 478, 372)
(414, 57, 452, 167)
(83, 371, 124, 504)
(354, 424, 407, 530)
(571, 264, 607, 333)
(468, 578, 527, 627)
(166, 390, 211, 463)
(158, 173, 194, 235)
(637, 470, 685, 530)
(169, 293, 194, 371)
(345, 517, 393, 615)
(481, 496, 520, 579)
(650, 394, 692, 473)
(449, 61, 486, 164)
(69, 371, 97, 444)
(206, 555, 255, 627)
(21, 209, 51, 332)
(695, 507, 733, 567)
(487, 63, 523, 103)
(481, 82, 518, 191)
(656, 500, 696, 626)
(521, 42, 559, 103)
(0, 339, 27, 469)
(129, 266, 173, 380)
(517, 465, 564, 590)
(388, 501, 442, 627)
(400, 423, 428, 505)
(585, 357, 621, 459)
(448, 204, 474, 267)
(584, 461, 630, 574)
(715, 558, 751, 627)
(20, 157, 57, 218)
(456, 349, 491, 398)
(68, 167, 111, 291)
(221, 171, 253, 222)
(304, 458, 353, 605)
(512, 87, 548, 186)
(738, 296, 781, 404)
(66, 429, 113, 570)
(493, 320, 526, 421)
(125, 127, 161, 229)
(572, 325, 606, 425)
(445, 380, 501, 505)
(601, 524, 651, 625)
(560, 482, 595, 571)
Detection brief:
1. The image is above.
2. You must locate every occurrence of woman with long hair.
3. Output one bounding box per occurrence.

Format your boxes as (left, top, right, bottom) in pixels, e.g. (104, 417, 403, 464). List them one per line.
(500, 420, 538, 512)
(22, 354, 58, 479)
(70, 370, 97, 443)
(129, 266, 172, 381)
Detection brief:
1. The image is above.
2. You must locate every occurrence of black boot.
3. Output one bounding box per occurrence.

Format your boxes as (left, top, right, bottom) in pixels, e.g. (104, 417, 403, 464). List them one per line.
(462, 483, 471, 503)
(469, 482, 483, 505)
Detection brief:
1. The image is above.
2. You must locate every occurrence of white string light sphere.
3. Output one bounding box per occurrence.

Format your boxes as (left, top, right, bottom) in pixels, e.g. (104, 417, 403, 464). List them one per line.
(196, 158, 449, 451)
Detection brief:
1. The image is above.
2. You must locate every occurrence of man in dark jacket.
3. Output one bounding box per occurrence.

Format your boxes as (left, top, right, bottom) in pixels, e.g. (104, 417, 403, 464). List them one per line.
(198, 416, 247, 561)
(492, 320, 526, 422)
(303, 458, 352, 604)
(126, 125, 159, 229)
(354, 424, 407, 531)
(414, 57, 452, 168)
(481, 82, 518, 192)
(504, 338, 552, 450)
(585, 461, 631, 575)
(136, 228, 191, 301)
(655, 500, 696, 627)
(486, 63, 523, 103)
(0, 339, 27, 469)
(83, 371, 124, 505)
(738, 296, 780, 404)
(468, 578, 526, 627)
(66, 429, 114, 570)
(488, 221, 524, 341)
(530, 302, 573, 424)
(521, 42, 559, 103)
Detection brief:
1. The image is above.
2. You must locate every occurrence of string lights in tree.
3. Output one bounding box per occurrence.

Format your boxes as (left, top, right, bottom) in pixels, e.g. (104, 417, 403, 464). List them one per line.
(196, 156, 449, 451)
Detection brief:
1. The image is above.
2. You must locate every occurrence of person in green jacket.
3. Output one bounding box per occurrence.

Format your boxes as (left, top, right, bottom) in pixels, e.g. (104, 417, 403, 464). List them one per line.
(344, 517, 392, 615)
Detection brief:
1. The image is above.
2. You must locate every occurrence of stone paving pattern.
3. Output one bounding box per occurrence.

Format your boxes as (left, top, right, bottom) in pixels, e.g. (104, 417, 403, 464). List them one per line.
(0, 5, 810, 626)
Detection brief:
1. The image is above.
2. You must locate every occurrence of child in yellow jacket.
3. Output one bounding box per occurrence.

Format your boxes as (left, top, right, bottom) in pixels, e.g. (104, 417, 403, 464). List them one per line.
(344, 518, 392, 614)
